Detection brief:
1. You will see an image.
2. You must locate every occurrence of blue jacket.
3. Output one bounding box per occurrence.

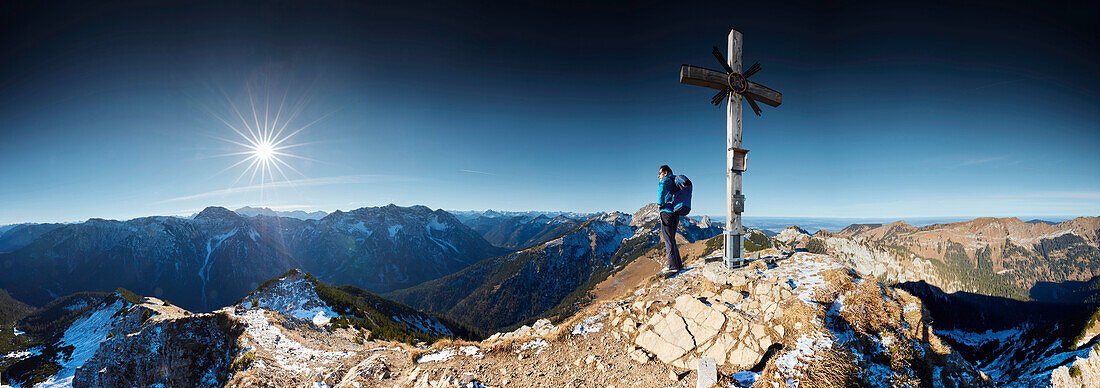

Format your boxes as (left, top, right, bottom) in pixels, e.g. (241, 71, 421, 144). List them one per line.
(657, 175, 676, 213)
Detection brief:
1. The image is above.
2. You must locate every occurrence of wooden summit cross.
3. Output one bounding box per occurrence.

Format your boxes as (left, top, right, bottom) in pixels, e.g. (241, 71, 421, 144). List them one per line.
(680, 29, 782, 269)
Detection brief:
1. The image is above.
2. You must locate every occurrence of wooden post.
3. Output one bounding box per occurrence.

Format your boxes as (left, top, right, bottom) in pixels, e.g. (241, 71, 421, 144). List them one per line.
(678, 28, 782, 269)
(725, 29, 744, 269)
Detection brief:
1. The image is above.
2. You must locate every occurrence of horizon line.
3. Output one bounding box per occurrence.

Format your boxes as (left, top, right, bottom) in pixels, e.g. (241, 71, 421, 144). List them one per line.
(1, 206, 1093, 227)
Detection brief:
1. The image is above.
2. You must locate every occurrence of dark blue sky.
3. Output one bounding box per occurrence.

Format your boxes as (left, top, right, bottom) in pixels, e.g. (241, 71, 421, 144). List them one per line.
(1, 0, 1097, 224)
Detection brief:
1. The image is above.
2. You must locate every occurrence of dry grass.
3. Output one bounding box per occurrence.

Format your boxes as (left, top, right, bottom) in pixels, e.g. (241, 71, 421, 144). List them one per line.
(763, 345, 856, 388)
(840, 279, 902, 335)
(893, 290, 923, 324)
(480, 334, 544, 354)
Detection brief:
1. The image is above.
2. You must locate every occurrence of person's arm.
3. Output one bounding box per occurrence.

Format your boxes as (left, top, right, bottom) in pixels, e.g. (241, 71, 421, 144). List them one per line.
(657, 179, 672, 210)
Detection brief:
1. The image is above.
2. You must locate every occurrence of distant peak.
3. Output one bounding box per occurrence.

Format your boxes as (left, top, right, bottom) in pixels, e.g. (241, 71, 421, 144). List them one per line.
(593, 211, 631, 226)
(195, 206, 239, 221)
(1025, 219, 1057, 225)
(784, 225, 809, 234)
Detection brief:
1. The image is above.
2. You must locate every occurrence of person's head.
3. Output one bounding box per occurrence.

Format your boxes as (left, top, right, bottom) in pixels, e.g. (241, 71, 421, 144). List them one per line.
(658, 165, 672, 180)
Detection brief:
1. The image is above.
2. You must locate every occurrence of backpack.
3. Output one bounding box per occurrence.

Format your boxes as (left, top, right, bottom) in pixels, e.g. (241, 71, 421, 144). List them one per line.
(671, 174, 692, 216)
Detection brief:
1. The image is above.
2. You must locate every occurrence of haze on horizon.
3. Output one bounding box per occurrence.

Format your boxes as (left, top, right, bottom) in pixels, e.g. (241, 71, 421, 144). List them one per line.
(1, 0, 1097, 225)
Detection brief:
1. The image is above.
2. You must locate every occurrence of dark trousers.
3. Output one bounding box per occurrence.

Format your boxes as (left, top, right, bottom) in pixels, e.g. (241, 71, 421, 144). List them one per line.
(660, 211, 683, 270)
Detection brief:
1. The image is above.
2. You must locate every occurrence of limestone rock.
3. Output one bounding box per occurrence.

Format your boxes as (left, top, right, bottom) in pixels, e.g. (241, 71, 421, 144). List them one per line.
(629, 348, 652, 364)
(750, 323, 766, 339)
(335, 354, 391, 387)
(621, 317, 637, 333)
(702, 336, 735, 365)
(634, 309, 695, 364)
(728, 345, 761, 367)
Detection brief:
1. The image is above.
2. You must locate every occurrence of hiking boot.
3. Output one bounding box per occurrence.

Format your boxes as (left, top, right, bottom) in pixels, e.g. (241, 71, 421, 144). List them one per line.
(658, 267, 683, 278)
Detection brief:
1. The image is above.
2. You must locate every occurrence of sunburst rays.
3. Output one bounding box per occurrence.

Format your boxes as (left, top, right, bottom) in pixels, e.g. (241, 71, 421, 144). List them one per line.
(205, 83, 328, 201)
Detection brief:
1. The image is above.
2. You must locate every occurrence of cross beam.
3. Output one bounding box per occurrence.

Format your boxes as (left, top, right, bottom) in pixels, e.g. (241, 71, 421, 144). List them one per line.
(679, 29, 783, 269)
(679, 65, 782, 107)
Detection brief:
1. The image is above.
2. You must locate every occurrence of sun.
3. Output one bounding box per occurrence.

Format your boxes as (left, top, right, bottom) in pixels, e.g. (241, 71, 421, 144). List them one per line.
(207, 85, 326, 199)
(253, 140, 275, 162)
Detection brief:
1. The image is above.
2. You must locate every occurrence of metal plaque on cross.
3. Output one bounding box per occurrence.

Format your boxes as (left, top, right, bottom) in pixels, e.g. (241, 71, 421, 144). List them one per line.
(679, 29, 783, 269)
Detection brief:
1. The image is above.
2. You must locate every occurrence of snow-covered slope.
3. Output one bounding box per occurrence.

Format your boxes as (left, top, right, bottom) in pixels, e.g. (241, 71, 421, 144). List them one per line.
(938, 321, 1099, 386)
(33, 299, 127, 387)
(237, 270, 339, 326)
(1, 270, 480, 388)
(2, 292, 132, 388)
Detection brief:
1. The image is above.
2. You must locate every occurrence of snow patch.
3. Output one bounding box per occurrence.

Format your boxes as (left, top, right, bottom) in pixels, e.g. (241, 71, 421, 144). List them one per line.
(62, 300, 88, 311)
(426, 232, 458, 254)
(772, 253, 843, 305)
(545, 237, 563, 248)
(391, 314, 454, 337)
(244, 277, 338, 327)
(2, 346, 40, 360)
(416, 346, 483, 363)
(35, 299, 127, 388)
(827, 294, 846, 316)
(417, 348, 455, 363)
(775, 332, 835, 387)
(236, 309, 353, 374)
(347, 221, 372, 236)
(428, 215, 449, 231)
(937, 327, 1023, 348)
(571, 312, 605, 336)
(200, 229, 238, 308)
(515, 338, 549, 354)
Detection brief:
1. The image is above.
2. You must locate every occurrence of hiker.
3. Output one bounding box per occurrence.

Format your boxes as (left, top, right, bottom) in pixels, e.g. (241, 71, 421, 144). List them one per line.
(657, 165, 683, 274)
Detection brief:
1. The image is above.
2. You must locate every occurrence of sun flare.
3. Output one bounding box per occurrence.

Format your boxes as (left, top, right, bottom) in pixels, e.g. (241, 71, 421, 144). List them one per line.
(208, 86, 326, 200)
(253, 141, 275, 161)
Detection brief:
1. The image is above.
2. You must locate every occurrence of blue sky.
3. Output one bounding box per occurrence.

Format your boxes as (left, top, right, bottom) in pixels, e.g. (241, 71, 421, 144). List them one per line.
(1, 1, 1097, 224)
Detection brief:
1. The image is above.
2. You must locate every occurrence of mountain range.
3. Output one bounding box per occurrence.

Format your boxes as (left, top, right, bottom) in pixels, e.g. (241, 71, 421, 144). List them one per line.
(0, 205, 1098, 387)
(2, 240, 1096, 386)
(0, 205, 505, 311)
(231, 206, 328, 220)
(773, 216, 1100, 302)
(389, 205, 725, 330)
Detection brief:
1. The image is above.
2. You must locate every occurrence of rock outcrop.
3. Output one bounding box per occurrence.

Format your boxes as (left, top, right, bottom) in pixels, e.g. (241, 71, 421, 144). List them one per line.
(74, 298, 243, 388)
(773, 226, 810, 245)
(624, 252, 988, 386)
